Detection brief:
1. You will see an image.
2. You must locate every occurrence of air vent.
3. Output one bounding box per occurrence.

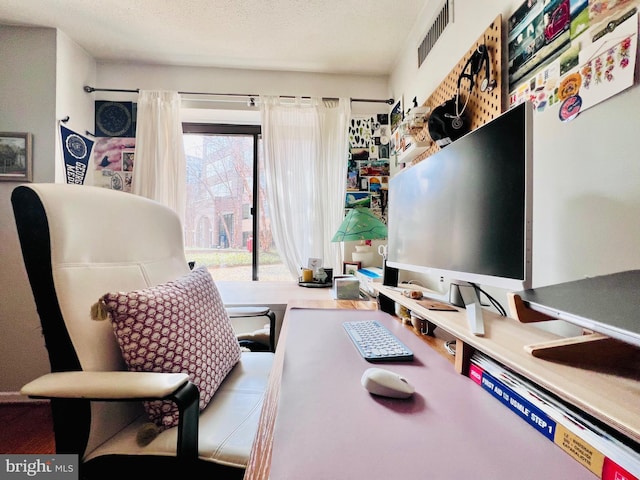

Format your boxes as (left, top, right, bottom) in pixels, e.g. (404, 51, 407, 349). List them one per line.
(417, 0, 451, 68)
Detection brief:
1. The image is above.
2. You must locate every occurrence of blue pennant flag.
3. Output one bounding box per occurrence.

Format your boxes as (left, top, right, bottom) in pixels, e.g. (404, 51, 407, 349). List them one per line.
(60, 125, 93, 184)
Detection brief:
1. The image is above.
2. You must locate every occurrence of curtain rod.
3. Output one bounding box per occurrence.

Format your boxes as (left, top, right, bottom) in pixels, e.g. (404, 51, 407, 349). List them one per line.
(83, 86, 394, 105)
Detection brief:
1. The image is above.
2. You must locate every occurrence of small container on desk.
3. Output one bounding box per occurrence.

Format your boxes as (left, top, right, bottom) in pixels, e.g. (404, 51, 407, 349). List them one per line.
(298, 278, 332, 288)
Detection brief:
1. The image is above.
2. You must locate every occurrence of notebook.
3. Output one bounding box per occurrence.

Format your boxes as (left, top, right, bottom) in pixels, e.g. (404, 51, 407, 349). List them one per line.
(515, 270, 640, 348)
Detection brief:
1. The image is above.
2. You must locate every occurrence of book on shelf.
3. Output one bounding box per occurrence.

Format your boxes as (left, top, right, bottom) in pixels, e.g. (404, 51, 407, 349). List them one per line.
(468, 351, 640, 480)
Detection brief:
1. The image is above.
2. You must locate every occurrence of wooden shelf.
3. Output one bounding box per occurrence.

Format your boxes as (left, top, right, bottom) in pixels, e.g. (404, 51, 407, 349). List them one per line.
(372, 284, 640, 446)
(396, 139, 430, 165)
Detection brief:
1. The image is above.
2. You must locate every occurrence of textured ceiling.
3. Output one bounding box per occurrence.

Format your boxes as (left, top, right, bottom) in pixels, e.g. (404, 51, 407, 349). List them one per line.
(0, 0, 426, 75)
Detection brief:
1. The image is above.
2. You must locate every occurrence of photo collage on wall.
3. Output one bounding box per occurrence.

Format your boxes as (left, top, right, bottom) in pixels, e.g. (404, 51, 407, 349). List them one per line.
(91, 101, 137, 192)
(347, 114, 390, 223)
(508, 0, 639, 121)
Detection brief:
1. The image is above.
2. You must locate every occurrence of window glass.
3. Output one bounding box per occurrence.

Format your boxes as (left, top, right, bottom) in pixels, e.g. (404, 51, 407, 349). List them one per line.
(183, 126, 293, 281)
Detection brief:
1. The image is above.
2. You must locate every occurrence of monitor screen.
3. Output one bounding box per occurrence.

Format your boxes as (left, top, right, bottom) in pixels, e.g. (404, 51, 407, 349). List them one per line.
(387, 102, 533, 291)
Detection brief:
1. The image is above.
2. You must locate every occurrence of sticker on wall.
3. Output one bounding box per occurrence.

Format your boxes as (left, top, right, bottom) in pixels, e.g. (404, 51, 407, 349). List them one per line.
(349, 117, 373, 148)
(60, 125, 94, 185)
(379, 144, 390, 159)
(369, 144, 379, 160)
(369, 176, 382, 193)
(559, 94, 583, 121)
(345, 192, 371, 208)
(122, 150, 135, 172)
(390, 99, 403, 133)
(347, 170, 359, 190)
(351, 147, 369, 161)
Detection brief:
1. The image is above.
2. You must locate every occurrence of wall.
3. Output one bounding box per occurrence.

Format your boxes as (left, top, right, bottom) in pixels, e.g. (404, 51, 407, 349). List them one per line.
(55, 30, 98, 183)
(0, 25, 59, 398)
(388, 0, 640, 319)
(92, 61, 389, 117)
(0, 25, 96, 397)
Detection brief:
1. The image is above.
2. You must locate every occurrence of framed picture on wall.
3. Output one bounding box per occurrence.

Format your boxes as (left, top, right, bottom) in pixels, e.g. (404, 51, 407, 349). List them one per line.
(0, 132, 32, 182)
(343, 261, 361, 275)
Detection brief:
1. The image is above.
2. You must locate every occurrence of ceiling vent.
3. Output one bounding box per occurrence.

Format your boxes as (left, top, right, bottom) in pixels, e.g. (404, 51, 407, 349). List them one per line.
(417, 0, 451, 68)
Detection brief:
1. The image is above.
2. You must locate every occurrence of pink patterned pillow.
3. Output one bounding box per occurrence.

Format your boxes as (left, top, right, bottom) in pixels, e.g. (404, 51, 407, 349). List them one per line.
(100, 266, 241, 429)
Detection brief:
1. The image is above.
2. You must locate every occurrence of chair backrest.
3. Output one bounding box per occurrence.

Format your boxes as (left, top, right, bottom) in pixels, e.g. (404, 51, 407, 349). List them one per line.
(12, 183, 190, 458)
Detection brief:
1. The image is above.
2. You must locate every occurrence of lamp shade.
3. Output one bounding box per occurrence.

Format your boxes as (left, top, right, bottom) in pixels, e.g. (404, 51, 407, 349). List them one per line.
(331, 207, 387, 242)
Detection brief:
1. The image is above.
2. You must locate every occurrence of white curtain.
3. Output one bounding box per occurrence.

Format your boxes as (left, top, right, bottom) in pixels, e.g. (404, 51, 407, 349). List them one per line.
(261, 96, 351, 276)
(133, 90, 186, 222)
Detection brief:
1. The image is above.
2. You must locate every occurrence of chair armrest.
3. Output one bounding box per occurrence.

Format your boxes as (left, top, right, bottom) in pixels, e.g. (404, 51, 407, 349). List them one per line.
(226, 306, 271, 317)
(22, 371, 199, 461)
(226, 306, 277, 352)
(21, 371, 190, 400)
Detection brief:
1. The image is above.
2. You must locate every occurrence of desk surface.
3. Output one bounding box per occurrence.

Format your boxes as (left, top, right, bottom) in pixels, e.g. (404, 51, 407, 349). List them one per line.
(245, 304, 593, 480)
(216, 281, 332, 306)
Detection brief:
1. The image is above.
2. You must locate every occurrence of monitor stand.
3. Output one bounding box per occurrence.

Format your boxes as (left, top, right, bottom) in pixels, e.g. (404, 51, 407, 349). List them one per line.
(452, 282, 485, 336)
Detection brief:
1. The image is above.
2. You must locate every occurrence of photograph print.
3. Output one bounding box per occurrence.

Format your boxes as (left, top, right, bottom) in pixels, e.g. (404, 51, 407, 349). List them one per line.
(0, 132, 32, 182)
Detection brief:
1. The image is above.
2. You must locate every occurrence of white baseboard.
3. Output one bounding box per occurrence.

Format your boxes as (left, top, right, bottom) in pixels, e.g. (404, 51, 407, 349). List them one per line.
(0, 392, 48, 404)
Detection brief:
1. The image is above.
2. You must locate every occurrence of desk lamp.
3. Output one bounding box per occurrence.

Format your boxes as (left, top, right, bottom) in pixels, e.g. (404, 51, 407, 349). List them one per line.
(331, 207, 388, 266)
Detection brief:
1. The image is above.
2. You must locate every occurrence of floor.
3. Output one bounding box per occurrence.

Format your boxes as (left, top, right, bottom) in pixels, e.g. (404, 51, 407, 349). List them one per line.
(0, 402, 55, 454)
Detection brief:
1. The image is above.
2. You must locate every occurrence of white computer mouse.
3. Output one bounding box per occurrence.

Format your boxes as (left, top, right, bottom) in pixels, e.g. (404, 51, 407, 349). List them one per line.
(361, 367, 415, 399)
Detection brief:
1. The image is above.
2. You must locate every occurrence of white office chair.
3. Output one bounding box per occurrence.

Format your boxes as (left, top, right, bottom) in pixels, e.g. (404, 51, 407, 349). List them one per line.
(12, 183, 274, 479)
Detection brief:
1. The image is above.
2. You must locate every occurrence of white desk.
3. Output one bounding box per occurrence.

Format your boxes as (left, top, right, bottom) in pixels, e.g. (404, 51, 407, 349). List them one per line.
(216, 281, 331, 306)
(217, 281, 333, 345)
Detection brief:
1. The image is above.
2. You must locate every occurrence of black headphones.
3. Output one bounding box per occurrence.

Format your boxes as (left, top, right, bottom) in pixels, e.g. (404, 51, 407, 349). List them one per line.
(427, 98, 469, 147)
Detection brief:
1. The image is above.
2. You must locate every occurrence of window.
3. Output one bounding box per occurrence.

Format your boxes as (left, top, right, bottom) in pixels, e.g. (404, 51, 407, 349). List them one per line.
(182, 123, 294, 281)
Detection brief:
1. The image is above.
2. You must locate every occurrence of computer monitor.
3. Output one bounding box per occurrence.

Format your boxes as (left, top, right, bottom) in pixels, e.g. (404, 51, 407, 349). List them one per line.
(387, 102, 534, 333)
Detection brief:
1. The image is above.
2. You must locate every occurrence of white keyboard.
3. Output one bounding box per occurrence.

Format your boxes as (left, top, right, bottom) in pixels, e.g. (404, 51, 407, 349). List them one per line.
(343, 320, 414, 362)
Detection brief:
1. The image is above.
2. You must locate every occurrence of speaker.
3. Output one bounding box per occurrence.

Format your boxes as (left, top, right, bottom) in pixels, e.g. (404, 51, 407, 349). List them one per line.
(378, 261, 399, 315)
(383, 261, 399, 287)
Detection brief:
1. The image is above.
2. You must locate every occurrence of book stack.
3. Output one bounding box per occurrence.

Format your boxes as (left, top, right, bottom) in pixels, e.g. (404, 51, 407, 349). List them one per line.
(469, 351, 640, 480)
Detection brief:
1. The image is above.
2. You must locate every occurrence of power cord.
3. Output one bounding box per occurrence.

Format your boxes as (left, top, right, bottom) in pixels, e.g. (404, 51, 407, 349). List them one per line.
(444, 340, 456, 355)
(469, 282, 507, 316)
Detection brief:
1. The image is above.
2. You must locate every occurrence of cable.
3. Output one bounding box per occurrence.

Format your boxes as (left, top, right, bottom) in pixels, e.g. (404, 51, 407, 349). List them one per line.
(469, 282, 507, 316)
(454, 89, 471, 118)
(444, 340, 456, 355)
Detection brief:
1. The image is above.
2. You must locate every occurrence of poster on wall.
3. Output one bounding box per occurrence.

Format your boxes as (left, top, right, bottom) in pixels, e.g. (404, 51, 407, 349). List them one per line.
(95, 101, 137, 137)
(389, 99, 403, 158)
(507, 0, 574, 91)
(91, 137, 135, 191)
(60, 125, 93, 185)
(509, 0, 639, 121)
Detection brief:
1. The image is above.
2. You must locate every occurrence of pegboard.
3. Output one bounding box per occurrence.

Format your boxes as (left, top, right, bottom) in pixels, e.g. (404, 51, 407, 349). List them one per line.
(412, 15, 503, 164)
